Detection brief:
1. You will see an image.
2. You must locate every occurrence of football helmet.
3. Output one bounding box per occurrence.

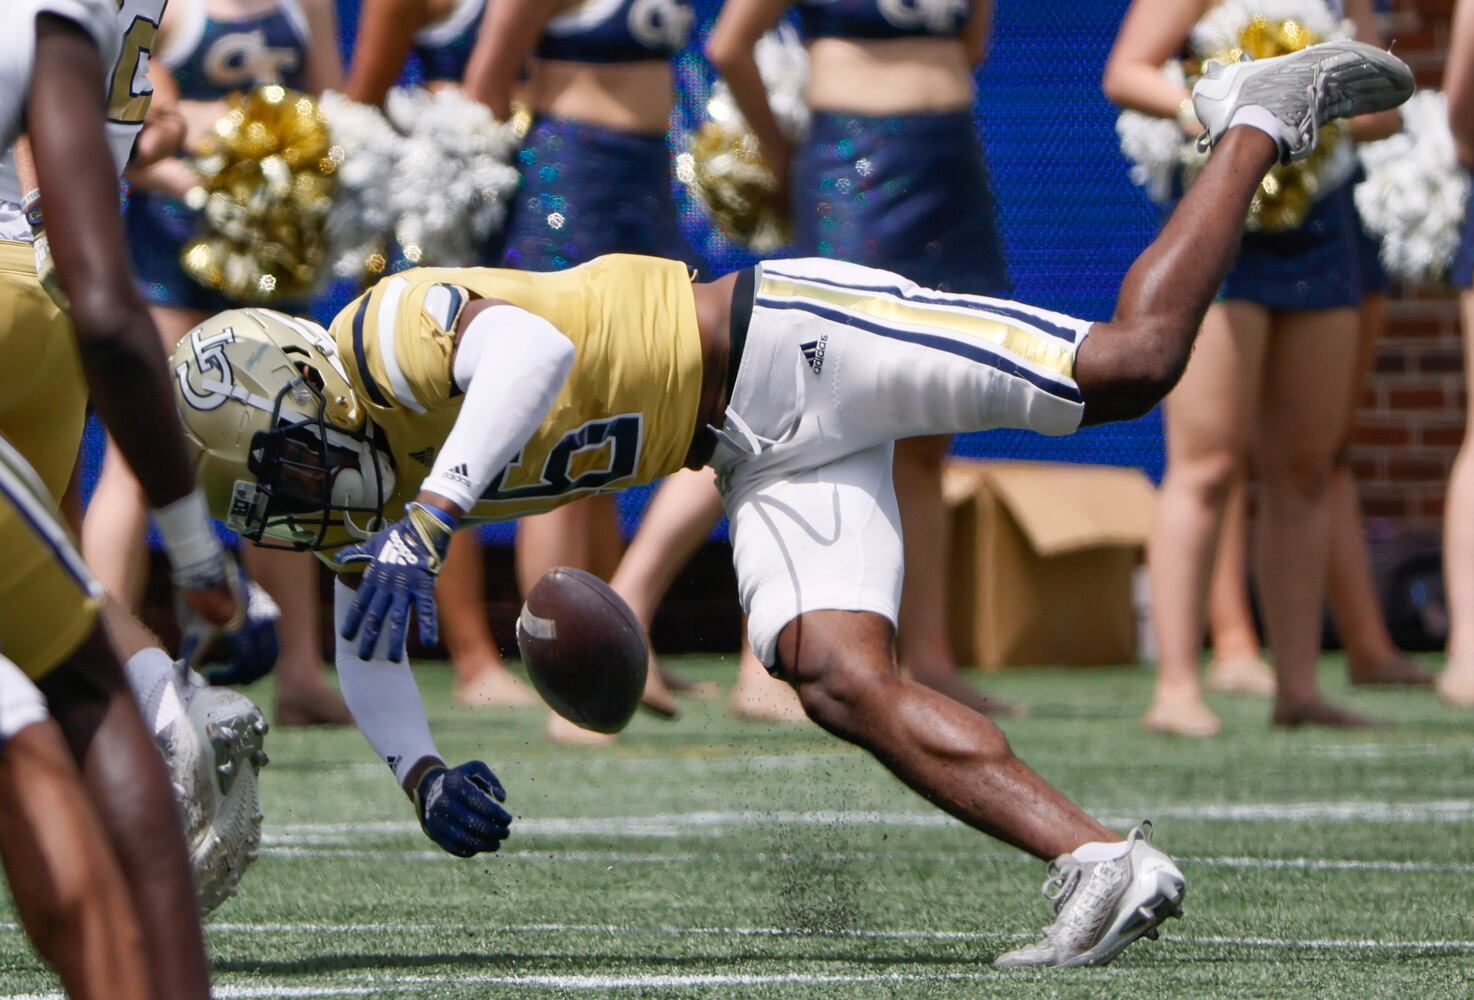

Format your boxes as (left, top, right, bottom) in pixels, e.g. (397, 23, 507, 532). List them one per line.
(171, 308, 395, 550)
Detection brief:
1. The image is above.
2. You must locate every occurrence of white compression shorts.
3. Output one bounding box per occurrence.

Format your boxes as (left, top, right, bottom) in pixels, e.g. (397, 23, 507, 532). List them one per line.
(712, 258, 1093, 668)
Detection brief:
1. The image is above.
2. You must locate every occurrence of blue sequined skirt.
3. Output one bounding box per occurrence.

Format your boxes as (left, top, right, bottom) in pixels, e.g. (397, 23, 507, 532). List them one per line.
(1219, 181, 1362, 310)
(1449, 173, 1474, 289)
(125, 193, 237, 313)
(1350, 165, 1388, 296)
(790, 110, 1010, 296)
(497, 116, 699, 271)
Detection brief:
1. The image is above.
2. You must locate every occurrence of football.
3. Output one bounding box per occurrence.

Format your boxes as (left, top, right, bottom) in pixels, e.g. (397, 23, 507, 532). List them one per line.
(515, 567, 649, 734)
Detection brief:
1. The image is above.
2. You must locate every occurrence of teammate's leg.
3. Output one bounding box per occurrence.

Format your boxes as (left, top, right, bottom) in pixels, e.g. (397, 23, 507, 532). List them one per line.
(40, 629, 210, 1000)
(0, 716, 150, 1000)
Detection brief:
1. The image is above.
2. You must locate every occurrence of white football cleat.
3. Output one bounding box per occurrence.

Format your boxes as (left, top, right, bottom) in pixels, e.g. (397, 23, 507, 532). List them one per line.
(1191, 40, 1414, 162)
(186, 684, 269, 914)
(994, 825, 1185, 969)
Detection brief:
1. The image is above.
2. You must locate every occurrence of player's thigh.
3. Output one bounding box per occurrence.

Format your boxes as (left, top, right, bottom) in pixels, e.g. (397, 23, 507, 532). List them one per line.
(722, 443, 903, 669)
(1161, 300, 1270, 470)
(0, 256, 86, 498)
(0, 435, 102, 681)
(739, 260, 1090, 469)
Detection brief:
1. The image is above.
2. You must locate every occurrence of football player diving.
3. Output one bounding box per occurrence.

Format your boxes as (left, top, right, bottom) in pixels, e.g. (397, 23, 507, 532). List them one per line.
(174, 42, 1413, 968)
(0, 0, 268, 995)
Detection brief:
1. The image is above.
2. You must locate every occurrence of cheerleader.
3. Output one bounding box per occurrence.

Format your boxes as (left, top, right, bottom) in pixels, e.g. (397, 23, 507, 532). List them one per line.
(81, 0, 349, 726)
(1441, 0, 1474, 706)
(1105, 0, 1402, 735)
(706, 0, 1016, 717)
(344, 0, 485, 103)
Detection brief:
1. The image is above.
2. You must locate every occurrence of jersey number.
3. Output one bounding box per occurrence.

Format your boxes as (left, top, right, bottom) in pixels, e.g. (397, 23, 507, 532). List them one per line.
(482, 415, 643, 502)
(108, 15, 159, 126)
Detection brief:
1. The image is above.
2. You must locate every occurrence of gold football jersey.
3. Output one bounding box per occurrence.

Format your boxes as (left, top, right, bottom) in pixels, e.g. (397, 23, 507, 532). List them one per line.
(328, 254, 704, 526)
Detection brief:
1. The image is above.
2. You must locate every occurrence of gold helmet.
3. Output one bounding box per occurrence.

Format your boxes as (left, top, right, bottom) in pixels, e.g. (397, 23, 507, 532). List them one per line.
(171, 308, 395, 550)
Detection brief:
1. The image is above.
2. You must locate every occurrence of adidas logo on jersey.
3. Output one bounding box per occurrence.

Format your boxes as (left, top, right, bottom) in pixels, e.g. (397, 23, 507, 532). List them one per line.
(800, 335, 828, 377)
(409, 447, 436, 467)
(445, 463, 472, 488)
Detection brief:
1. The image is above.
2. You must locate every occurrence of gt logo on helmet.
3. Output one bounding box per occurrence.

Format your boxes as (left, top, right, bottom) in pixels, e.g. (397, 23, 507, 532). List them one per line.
(176, 327, 238, 412)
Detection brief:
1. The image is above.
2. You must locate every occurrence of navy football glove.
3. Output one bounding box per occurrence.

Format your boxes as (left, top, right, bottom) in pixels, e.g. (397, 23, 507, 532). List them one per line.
(176, 563, 281, 686)
(339, 502, 456, 661)
(413, 761, 512, 857)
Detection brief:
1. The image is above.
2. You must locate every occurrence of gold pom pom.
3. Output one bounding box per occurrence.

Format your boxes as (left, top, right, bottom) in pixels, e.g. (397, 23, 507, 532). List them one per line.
(686, 122, 790, 253)
(181, 87, 336, 304)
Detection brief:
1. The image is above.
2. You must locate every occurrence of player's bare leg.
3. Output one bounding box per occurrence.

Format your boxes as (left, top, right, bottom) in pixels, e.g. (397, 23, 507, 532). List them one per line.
(776, 611, 1113, 856)
(0, 720, 150, 1000)
(439, 532, 537, 708)
(40, 630, 210, 999)
(893, 434, 1017, 716)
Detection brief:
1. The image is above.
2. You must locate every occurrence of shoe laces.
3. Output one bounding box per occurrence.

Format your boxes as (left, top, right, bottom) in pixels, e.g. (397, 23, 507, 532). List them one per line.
(1038, 822, 1153, 925)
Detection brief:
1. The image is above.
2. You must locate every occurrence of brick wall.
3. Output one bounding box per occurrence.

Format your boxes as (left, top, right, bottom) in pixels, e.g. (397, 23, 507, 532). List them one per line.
(1359, 1, 1465, 529)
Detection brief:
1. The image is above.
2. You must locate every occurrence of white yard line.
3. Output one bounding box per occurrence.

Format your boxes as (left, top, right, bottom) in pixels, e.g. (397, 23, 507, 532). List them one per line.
(263, 799, 1474, 844)
(6, 919, 1474, 953)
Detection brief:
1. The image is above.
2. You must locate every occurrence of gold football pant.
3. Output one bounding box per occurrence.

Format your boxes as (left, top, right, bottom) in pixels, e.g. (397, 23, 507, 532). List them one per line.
(0, 239, 87, 498)
(0, 240, 97, 677)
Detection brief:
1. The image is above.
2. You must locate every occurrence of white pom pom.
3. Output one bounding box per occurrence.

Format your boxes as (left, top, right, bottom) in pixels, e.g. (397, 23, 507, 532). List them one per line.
(1355, 89, 1470, 284)
(384, 87, 522, 267)
(320, 91, 403, 278)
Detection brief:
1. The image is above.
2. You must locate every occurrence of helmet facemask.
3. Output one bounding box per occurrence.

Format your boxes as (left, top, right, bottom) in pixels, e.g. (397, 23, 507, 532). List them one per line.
(230, 370, 395, 549)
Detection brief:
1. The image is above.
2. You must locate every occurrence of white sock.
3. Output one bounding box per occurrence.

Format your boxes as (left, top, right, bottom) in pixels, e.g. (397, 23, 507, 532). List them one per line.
(124, 647, 187, 740)
(1071, 838, 1135, 864)
(1226, 105, 1287, 154)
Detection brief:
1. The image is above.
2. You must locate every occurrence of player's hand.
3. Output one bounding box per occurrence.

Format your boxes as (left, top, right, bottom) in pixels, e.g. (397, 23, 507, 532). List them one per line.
(176, 549, 244, 629)
(337, 502, 456, 661)
(413, 761, 512, 857)
(177, 567, 282, 686)
(130, 107, 187, 170)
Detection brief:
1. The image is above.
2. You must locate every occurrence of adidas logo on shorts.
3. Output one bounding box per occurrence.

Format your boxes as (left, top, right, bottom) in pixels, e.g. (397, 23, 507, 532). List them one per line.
(800, 335, 828, 377)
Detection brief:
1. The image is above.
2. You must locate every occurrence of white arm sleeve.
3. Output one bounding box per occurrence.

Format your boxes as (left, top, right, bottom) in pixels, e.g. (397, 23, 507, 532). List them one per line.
(420, 304, 575, 511)
(334, 580, 441, 787)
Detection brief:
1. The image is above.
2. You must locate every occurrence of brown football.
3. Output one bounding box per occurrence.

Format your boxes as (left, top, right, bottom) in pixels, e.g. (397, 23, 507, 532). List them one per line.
(515, 567, 649, 734)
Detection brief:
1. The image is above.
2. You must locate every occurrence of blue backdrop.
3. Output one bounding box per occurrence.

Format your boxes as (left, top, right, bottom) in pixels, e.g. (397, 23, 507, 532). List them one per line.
(92, 0, 1164, 544)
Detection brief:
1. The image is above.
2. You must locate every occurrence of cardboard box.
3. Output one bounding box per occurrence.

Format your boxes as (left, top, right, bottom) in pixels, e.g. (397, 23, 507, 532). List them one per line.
(943, 460, 1156, 669)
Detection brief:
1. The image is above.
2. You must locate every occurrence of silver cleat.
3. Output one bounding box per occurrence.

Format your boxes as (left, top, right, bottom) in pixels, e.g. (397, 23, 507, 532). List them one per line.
(1191, 40, 1414, 162)
(994, 825, 1186, 969)
(187, 685, 269, 914)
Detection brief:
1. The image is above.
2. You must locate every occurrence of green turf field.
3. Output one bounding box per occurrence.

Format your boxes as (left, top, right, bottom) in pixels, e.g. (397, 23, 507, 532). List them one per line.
(2, 656, 1473, 998)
